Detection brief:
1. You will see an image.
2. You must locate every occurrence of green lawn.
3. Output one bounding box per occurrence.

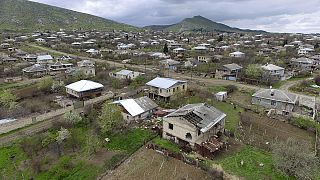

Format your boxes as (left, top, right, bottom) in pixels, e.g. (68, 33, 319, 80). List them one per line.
(152, 136, 181, 154)
(212, 146, 290, 180)
(0, 144, 30, 179)
(213, 101, 243, 134)
(106, 128, 156, 154)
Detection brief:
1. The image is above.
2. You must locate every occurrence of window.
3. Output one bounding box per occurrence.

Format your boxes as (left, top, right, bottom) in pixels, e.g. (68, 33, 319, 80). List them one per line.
(160, 89, 162, 93)
(198, 130, 201, 136)
(169, 123, 173, 130)
(271, 100, 276, 106)
(186, 133, 192, 140)
(182, 85, 185, 90)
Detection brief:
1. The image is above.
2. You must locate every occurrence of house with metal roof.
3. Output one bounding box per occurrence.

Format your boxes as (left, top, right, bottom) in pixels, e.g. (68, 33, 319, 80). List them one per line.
(229, 51, 245, 58)
(22, 64, 47, 77)
(77, 60, 96, 77)
(252, 88, 298, 115)
(163, 103, 226, 147)
(113, 96, 158, 122)
(65, 80, 104, 99)
(146, 77, 187, 101)
(215, 63, 243, 81)
(109, 69, 144, 80)
(261, 64, 285, 80)
(37, 55, 54, 64)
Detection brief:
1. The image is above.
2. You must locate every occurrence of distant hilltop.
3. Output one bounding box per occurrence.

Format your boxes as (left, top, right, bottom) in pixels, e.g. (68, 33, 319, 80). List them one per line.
(0, 0, 138, 32)
(144, 15, 266, 33)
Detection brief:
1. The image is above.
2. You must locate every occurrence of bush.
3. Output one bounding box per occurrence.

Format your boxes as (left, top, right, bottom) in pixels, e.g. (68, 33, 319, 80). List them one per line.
(152, 136, 180, 154)
(226, 85, 238, 94)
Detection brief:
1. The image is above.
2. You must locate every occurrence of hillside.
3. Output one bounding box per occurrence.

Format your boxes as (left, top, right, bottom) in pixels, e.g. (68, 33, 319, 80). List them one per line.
(0, 0, 139, 32)
(145, 16, 265, 33)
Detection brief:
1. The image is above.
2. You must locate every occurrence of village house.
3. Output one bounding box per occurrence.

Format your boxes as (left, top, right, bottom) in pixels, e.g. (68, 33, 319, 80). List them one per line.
(261, 64, 285, 81)
(162, 103, 226, 149)
(22, 64, 47, 77)
(146, 77, 187, 101)
(37, 55, 54, 64)
(198, 56, 212, 63)
(252, 89, 298, 115)
(113, 96, 158, 122)
(49, 62, 73, 74)
(215, 63, 243, 81)
(229, 51, 245, 58)
(298, 48, 314, 56)
(65, 80, 104, 99)
(0, 43, 10, 49)
(86, 49, 100, 56)
(77, 60, 96, 77)
(290, 57, 314, 72)
(159, 59, 180, 71)
(109, 69, 144, 80)
(172, 47, 186, 55)
(35, 38, 46, 43)
(23, 54, 37, 62)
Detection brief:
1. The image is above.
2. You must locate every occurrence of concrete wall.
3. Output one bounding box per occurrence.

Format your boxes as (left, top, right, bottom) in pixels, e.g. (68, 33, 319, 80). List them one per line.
(252, 96, 295, 112)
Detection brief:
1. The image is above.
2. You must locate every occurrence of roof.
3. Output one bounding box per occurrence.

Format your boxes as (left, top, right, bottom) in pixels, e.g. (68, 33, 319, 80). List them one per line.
(223, 63, 243, 70)
(261, 64, 284, 71)
(230, 51, 245, 55)
(114, 96, 158, 117)
(23, 64, 46, 73)
(37, 55, 53, 61)
(116, 69, 133, 76)
(252, 89, 298, 103)
(165, 103, 226, 133)
(291, 58, 314, 64)
(160, 59, 180, 65)
(66, 80, 104, 92)
(146, 77, 186, 89)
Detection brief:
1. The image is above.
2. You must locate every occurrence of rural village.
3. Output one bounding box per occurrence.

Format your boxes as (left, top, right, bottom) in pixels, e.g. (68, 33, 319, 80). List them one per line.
(0, 1, 320, 179)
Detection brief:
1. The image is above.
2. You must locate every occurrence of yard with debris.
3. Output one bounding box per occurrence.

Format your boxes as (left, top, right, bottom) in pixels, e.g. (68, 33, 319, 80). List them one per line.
(102, 148, 214, 180)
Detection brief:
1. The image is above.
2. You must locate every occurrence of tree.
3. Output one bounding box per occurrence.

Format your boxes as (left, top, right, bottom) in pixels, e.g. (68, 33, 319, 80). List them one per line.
(0, 90, 17, 109)
(245, 64, 262, 79)
(64, 111, 82, 125)
(111, 79, 121, 89)
(73, 70, 86, 81)
(51, 81, 65, 94)
(37, 76, 54, 92)
(85, 131, 101, 155)
(56, 127, 70, 144)
(272, 138, 319, 179)
(98, 102, 124, 134)
(218, 35, 223, 42)
(163, 43, 169, 55)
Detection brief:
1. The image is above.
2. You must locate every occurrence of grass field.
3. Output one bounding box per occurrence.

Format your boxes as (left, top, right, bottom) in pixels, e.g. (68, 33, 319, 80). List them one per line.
(212, 146, 290, 180)
(213, 101, 244, 134)
(106, 128, 156, 154)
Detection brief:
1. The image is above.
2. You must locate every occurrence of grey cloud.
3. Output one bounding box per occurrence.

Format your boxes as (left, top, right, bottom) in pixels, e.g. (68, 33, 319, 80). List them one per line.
(30, 0, 320, 33)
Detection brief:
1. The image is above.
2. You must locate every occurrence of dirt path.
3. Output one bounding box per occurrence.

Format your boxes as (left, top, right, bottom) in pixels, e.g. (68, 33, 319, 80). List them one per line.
(0, 116, 64, 146)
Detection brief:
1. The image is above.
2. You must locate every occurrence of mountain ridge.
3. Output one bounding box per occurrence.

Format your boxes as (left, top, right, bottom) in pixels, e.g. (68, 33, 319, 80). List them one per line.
(0, 0, 139, 32)
(144, 15, 266, 33)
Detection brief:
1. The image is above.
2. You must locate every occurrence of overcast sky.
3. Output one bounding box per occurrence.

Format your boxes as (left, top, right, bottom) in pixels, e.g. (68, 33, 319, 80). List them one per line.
(30, 0, 320, 33)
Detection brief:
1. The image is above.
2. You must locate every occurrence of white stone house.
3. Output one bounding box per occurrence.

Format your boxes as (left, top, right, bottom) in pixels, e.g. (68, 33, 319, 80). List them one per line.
(109, 69, 144, 80)
(113, 96, 158, 122)
(163, 103, 226, 147)
(146, 77, 187, 101)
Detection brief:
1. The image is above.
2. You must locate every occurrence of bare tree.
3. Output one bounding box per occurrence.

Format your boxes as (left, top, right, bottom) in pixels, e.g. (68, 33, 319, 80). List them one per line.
(272, 138, 319, 179)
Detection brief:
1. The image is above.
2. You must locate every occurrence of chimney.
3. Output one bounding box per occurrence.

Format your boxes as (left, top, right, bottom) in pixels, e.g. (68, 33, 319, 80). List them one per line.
(270, 89, 275, 96)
